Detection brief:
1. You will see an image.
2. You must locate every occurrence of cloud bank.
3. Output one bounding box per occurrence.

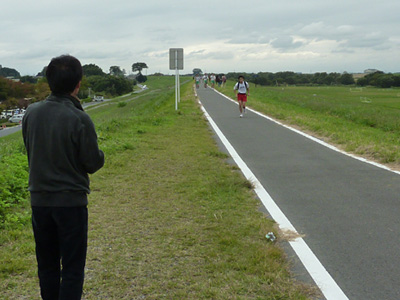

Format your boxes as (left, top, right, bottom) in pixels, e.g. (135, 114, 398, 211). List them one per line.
(0, 0, 399, 75)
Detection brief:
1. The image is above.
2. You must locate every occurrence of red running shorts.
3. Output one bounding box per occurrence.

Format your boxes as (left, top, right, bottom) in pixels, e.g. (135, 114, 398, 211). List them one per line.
(237, 93, 247, 102)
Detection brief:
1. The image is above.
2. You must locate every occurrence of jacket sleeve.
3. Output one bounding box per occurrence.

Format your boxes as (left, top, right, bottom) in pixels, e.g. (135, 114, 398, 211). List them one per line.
(78, 116, 105, 174)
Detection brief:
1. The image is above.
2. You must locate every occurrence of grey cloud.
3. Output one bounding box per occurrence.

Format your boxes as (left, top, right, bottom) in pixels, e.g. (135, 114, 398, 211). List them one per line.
(187, 50, 234, 60)
(298, 22, 357, 41)
(146, 51, 169, 59)
(270, 36, 304, 51)
(297, 21, 394, 51)
(227, 35, 271, 45)
(331, 48, 355, 54)
(187, 50, 206, 56)
(1, 0, 400, 75)
(343, 33, 391, 50)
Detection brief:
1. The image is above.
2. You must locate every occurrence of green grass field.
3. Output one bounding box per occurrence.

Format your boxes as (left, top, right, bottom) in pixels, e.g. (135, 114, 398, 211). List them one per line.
(0, 77, 318, 299)
(217, 82, 400, 166)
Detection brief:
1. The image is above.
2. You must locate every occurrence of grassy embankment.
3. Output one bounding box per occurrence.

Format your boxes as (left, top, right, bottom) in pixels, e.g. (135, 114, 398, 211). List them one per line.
(1, 76, 318, 299)
(217, 82, 400, 167)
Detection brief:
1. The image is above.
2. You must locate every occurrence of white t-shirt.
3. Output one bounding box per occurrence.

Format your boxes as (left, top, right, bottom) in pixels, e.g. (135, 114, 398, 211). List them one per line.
(234, 81, 249, 94)
(210, 75, 216, 81)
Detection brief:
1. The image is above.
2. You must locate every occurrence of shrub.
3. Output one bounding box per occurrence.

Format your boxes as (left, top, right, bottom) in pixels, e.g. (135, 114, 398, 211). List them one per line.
(0, 153, 29, 228)
(136, 74, 147, 83)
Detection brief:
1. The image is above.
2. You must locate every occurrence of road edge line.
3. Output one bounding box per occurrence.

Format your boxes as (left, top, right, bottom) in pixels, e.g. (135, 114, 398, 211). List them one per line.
(197, 95, 348, 300)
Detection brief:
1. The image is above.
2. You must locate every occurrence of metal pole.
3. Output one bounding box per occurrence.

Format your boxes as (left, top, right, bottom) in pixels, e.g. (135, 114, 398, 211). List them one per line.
(175, 71, 177, 110)
(175, 50, 178, 110)
(178, 69, 180, 103)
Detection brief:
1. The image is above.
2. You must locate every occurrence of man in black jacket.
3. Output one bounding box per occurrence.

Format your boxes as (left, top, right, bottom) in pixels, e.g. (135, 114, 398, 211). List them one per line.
(22, 55, 104, 300)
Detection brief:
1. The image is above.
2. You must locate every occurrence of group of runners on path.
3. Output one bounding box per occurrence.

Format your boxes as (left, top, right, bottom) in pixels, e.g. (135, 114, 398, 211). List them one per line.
(195, 73, 227, 89)
(195, 74, 250, 118)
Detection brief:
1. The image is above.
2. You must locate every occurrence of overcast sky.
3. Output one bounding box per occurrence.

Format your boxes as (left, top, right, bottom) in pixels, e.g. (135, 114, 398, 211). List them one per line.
(1, 0, 399, 75)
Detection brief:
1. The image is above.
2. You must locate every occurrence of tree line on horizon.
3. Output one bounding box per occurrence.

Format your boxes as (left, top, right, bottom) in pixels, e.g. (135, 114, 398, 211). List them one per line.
(0, 62, 148, 112)
(225, 71, 400, 88)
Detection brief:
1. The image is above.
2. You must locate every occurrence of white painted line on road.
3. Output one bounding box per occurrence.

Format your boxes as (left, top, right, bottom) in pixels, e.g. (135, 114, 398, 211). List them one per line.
(212, 88, 400, 176)
(197, 97, 349, 300)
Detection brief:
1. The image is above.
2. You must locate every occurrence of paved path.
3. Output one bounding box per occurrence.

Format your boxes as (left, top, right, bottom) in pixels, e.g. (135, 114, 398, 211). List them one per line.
(196, 85, 400, 300)
(0, 124, 22, 138)
(0, 97, 118, 138)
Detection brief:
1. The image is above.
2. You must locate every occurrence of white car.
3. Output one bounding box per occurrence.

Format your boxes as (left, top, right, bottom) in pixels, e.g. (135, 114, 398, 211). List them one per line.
(93, 95, 104, 102)
(8, 114, 24, 123)
(1, 111, 13, 119)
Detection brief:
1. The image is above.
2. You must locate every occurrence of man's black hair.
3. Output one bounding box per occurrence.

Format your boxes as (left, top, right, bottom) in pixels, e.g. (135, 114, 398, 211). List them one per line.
(46, 55, 83, 94)
(237, 75, 248, 89)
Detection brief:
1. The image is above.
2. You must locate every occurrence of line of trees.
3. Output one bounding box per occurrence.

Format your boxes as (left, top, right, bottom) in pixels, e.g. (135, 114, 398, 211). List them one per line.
(0, 66, 21, 78)
(356, 71, 400, 88)
(0, 76, 50, 112)
(226, 71, 400, 88)
(80, 64, 136, 99)
(226, 71, 356, 86)
(0, 62, 149, 112)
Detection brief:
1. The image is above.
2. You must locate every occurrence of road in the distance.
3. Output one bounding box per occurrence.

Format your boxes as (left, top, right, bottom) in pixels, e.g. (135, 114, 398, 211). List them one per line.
(0, 86, 152, 139)
(197, 85, 400, 300)
(0, 98, 111, 138)
(0, 124, 22, 138)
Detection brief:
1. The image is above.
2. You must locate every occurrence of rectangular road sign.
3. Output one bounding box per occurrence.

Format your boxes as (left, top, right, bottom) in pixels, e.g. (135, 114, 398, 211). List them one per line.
(169, 48, 184, 70)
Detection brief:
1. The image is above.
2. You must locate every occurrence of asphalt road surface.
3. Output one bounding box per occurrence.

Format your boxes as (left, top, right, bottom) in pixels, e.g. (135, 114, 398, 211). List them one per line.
(196, 85, 400, 300)
(0, 124, 22, 138)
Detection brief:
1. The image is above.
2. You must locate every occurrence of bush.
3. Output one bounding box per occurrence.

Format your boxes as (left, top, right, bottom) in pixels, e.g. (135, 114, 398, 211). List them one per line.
(87, 75, 134, 96)
(356, 77, 368, 87)
(81, 97, 92, 103)
(136, 74, 147, 83)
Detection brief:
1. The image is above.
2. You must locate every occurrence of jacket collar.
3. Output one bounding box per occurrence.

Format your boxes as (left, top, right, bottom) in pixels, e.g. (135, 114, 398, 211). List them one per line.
(48, 93, 84, 111)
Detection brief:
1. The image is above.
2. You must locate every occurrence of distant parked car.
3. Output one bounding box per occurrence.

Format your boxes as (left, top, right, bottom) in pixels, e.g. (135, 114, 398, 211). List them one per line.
(93, 95, 104, 102)
(8, 114, 24, 123)
(1, 110, 13, 119)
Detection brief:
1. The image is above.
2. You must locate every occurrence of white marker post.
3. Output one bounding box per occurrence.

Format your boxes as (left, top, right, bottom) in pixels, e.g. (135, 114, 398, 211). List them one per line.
(169, 48, 184, 110)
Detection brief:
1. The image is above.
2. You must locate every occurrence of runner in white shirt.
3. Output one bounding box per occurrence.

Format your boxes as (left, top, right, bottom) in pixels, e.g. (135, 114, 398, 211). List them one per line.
(234, 75, 250, 118)
(210, 74, 216, 88)
(195, 75, 201, 89)
(203, 74, 208, 88)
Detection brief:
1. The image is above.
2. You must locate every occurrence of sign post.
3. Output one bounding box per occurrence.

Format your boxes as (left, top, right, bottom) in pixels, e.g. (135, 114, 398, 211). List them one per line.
(169, 48, 184, 110)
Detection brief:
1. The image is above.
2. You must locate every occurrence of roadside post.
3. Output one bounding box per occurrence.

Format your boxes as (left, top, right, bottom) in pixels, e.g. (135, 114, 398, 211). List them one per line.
(169, 48, 184, 110)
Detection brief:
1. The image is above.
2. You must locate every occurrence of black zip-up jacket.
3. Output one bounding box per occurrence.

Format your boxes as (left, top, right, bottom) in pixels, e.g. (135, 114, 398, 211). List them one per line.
(22, 93, 105, 207)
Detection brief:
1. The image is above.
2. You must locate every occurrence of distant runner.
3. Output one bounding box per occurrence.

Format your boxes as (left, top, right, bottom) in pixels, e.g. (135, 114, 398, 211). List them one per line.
(234, 75, 250, 118)
(195, 74, 201, 89)
(210, 73, 216, 88)
(222, 74, 227, 87)
(203, 74, 208, 88)
(216, 75, 222, 87)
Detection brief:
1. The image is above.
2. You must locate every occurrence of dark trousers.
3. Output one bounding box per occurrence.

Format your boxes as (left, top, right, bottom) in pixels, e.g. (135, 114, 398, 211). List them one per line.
(32, 206, 88, 300)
